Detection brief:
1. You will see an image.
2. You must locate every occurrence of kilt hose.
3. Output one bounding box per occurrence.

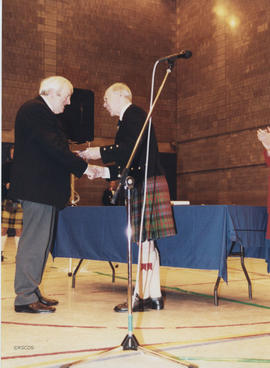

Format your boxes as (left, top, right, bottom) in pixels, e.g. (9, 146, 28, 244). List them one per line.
(131, 175, 176, 243)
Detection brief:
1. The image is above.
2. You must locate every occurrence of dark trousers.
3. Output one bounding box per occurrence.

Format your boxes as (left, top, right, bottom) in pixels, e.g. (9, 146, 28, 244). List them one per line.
(14, 200, 56, 305)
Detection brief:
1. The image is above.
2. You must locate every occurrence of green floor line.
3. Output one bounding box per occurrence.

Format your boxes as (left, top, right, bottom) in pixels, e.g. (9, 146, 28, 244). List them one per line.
(94, 271, 270, 310)
(165, 285, 270, 309)
(176, 356, 270, 364)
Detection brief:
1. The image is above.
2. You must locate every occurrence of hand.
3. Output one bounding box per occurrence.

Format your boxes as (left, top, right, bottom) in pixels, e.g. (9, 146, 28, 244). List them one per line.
(77, 147, 101, 160)
(257, 128, 270, 150)
(84, 164, 105, 180)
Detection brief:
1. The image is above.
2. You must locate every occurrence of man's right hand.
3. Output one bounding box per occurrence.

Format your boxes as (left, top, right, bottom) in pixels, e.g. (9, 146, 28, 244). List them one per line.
(84, 164, 106, 180)
(77, 147, 101, 160)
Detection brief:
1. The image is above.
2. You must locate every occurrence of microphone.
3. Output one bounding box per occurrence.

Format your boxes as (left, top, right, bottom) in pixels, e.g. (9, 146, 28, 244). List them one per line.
(158, 50, 192, 63)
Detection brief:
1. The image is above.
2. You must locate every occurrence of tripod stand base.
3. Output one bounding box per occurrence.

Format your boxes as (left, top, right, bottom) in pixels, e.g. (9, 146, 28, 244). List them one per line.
(121, 333, 139, 350)
(121, 334, 198, 367)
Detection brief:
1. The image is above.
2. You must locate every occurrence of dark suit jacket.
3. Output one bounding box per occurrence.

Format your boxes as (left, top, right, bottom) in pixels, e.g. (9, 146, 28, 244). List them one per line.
(9, 96, 87, 209)
(100, 104, 163, 185)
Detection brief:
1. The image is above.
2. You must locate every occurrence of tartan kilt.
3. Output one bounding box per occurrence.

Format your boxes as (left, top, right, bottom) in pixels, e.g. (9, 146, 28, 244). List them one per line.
(1, 199, 23, 230)
(131, 175, 176, 243)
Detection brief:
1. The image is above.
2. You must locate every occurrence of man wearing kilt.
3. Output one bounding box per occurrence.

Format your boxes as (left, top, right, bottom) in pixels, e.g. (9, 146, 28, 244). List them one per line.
(78, 83, 176, 312)
(2, 146, 23, 260)
(2, 145, 23, 260)
(1, 201, 23, 254)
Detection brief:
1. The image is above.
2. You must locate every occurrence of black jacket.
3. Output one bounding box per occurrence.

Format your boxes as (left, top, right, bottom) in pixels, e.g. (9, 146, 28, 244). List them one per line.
(9, 96, 87, 209)
(100, 104, 163, 185)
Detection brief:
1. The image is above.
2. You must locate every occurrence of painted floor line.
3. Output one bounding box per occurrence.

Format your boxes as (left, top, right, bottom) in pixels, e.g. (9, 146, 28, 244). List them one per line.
(176, 276, 268, 287)
(2, 321, 106, 329)
(3, 319, 270, 331)
(95, 271, 270, 309)
(2, 346, 118, 361)
(171, 356, 270, 364)
(175, 320, 270, 329)
(146, 331, 270, 350)
(166, 285, 270, 309)
(11, 348, 139, 368)
(8, 333, 270, 368)
(4, 331, 270, 361)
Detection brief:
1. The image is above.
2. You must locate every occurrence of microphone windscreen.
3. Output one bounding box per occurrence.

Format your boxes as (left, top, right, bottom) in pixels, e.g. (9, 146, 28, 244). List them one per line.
(182, 50, 192, 59)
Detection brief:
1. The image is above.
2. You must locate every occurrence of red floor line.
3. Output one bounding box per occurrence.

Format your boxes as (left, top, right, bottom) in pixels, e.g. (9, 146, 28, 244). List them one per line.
(2, 321, 165, 330)
(2, 346, 117, 360)
(3, 320, 270, 330)
(4, 333, 270, 361)
(2, 321, 106, 329)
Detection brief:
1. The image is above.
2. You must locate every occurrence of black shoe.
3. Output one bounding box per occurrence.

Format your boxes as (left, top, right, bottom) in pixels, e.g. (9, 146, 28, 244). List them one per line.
(37, 294, 58, 306)
(143, 297, 153, 309)
(114, 295, 151, 313)
(15, 301, 56, 313)
(151, 296, 164, 310)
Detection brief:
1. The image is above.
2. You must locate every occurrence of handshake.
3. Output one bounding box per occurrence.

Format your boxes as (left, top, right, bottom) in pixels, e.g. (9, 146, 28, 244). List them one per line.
(77, 147, 107, 180)
(84, 164, 106, 180)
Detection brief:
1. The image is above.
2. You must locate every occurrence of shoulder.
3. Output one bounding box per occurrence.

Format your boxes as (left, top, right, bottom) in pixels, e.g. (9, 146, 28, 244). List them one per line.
(123, 104, 146, 122)
(17, 96, 50, 115)
(16, 96, 53, 123)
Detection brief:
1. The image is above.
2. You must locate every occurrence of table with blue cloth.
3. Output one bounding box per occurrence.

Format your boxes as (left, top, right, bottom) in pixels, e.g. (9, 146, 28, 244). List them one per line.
(52, 205, 269, 304)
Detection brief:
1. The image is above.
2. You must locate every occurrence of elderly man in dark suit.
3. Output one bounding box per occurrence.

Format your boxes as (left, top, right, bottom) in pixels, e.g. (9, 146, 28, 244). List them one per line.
(9, 76, 93, 313)
(79, 82, 176, 312)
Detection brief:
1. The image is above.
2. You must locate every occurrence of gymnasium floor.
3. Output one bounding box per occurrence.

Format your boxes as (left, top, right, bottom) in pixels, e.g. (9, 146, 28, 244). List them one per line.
(1, 236, 270, 368)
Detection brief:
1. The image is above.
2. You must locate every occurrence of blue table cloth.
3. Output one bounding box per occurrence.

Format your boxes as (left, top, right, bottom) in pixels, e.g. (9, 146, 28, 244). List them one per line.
(53, 205, 269, 282)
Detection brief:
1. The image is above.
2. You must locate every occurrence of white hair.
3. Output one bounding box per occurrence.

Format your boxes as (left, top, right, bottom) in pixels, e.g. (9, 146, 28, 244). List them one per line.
(105, 83, 132, 101)
(39, 76, 73, 96)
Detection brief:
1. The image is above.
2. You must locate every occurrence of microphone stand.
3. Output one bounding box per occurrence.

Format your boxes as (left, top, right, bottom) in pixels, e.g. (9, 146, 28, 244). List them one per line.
(115, 59, 197, 367)
(120, 176, 139, 350)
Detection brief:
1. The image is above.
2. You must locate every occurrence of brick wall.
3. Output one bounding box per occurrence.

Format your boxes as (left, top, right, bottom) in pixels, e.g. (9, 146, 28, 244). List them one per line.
(3, 0, 270, 207)
(2, 0, 44, 130)
(2, 0, 177, 205)
(176, 0, 270, 205)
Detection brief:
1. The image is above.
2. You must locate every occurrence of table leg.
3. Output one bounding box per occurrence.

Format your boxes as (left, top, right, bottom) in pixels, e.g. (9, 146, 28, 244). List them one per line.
(240, 245, 252, 299)
(214, 243, 252, 305)
(72, 259, 84, 288)
(214, 276, 221, 306)
(108, 261, 116, 282)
